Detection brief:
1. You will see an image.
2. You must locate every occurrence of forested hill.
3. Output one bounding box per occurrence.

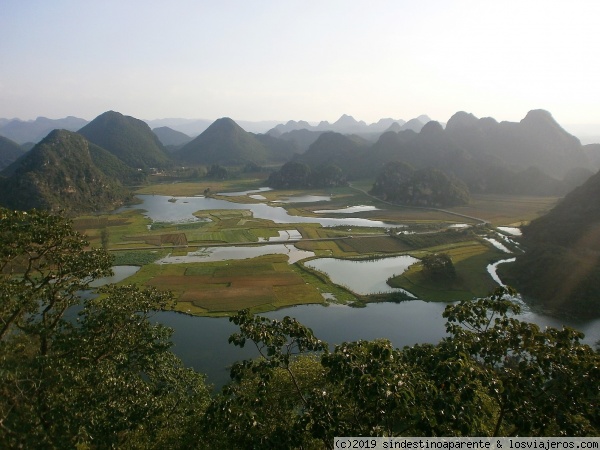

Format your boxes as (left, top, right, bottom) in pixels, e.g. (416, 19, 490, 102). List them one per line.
(152, 126, 193, 148)
(445, 109, 587, 179)
(0, 130, 132, 213)
(78, 111, 172, 169)
(500, 168, 600, 317)
(290, 110, 593, 196)
(175, 117, 277, 165)
(370, 160, 470, 207)
(0, 135, 25, 170)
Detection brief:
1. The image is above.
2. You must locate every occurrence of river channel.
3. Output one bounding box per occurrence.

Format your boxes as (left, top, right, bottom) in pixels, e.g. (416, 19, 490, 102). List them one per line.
(112, 193, 600, 389)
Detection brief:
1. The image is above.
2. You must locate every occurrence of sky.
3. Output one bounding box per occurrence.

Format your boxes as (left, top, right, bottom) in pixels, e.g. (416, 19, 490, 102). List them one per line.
(1, 0, 599, 128)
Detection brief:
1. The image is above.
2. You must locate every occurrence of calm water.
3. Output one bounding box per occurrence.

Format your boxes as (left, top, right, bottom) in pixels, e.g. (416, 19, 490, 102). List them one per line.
(157, 298, 600, 390)
(304, 256, 418, 295)
(118, 194, 400, 228)
(156, 301, 450, 389)
(110, 195, 600, 389)
(156, 244, 315, 265)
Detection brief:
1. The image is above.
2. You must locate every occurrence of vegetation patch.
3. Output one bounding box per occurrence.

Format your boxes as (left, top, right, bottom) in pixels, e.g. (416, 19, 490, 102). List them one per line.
(126, 255, 326, 316)
(387, 242, 504, 301)
(448, 194, 560, 226)
(112, 250, 166, 266)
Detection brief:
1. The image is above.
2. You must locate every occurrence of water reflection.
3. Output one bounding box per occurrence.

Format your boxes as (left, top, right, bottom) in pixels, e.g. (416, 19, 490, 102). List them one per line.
(275, 195, 332, 203)
(305, 255, 418, 295)
(217, 187, 273, 197)
(156, 244, 315, 265)
(119, 195, 401, 228)
(156, 301, 450, 389)
(314, 205, 379, 214)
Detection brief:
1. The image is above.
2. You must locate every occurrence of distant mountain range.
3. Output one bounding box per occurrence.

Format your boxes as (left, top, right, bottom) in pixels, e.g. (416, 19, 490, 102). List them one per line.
(0, 108, 598, 213)
(289, 110, 596, 196)
(0, 116, 89, 144)
(0, 114, 435, 144)
(152, 127, 193, 148)
(267, 114, 432, 137)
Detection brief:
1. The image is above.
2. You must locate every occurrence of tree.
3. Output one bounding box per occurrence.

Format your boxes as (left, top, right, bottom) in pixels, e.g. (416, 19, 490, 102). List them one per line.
(100, 227, 109, 249)
(0, 208, 210, 448)
(207, 288, 599, 444)
(421, 252, 456, 280)
(206, 164, 228, 180)
(267, 161, 312, 189)
(312, 164, 346, 188)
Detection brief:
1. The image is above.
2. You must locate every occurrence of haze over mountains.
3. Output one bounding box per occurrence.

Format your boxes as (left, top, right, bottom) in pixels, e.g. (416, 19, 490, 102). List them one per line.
(500, 166, 600, 316)
(0, 108, 599, 213)
(1, 107, 600, 315)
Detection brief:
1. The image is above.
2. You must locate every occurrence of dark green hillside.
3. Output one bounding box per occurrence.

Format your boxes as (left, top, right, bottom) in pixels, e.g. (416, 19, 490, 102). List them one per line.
(500, 168, 600, 317)
(0, 135, 25, 170)
(0, 130, 131, 213)
(294, 132, 369, 174)
(87, 142, 147, 185)
(267, 161, 346, 189)
(446, 109, 588, 179)
(78, 111, 172, 169)
(152, 126, 193, 147)
(348, 113, 580, 196)
(253, 133, 299, 162)
(277, 129, 324, 153)
(175, 117, 270, 165)
(371, 163, 470, 207)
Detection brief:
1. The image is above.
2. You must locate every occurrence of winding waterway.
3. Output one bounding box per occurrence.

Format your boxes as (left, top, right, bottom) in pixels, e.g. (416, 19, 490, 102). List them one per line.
(111, 193, 600, 389)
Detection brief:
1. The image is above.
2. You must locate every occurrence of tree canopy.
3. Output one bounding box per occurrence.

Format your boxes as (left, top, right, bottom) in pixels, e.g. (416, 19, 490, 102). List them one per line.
(0, 208, 210, 448)
(1, 207, 598, 448)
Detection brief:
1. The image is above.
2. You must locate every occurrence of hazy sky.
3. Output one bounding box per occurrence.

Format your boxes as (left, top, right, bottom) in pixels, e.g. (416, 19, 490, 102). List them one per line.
(1, 0, 599, 126)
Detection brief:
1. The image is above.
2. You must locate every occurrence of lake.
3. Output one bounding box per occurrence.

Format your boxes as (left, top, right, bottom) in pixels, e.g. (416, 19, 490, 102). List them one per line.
(304, 255, 418, 295)
(117, 194, 403, 228)
(112, 194, 600, 389)
(100, 262, 600, 391)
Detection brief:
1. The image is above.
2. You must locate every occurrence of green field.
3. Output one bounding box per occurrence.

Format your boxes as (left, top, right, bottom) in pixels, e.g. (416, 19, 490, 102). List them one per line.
(121, 254, 334, 316)
(76, 179, 556, 315)
(387, 241, 505, 301)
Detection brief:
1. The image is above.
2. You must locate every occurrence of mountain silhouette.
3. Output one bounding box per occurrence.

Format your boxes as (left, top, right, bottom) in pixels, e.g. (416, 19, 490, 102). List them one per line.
(152, 126, 193, 147)
(0, 135, 26, 170)
(175, 117, 272, 165)
(0, 116, 88, 144)
(78, 111, 171, 169)
(0, 130, 131, 212)
(501, 167, 600, 317)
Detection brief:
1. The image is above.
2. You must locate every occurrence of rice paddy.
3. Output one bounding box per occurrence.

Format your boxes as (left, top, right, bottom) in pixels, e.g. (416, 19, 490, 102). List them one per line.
(77, 179, 558, 316)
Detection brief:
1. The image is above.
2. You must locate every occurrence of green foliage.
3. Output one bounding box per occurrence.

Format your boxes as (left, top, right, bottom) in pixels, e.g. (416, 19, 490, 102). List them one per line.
(501, 168, 600, 317)
(88, 140, 147, 185)
(79, 110, 172, 169)
(371, 162, 470, 207)
(421, 252, 456, 280)
(112, 249, 165, 265)
(268, 161, 312, 189)
(206, 310, 328, 448)
(207, 288, 599, 445)
(176, 117, 271, 166)
(268, 161, 347, 189)
(0, 130, 132, 213)
(206, 163, 228, 180)
(0, 208, 210, 448)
